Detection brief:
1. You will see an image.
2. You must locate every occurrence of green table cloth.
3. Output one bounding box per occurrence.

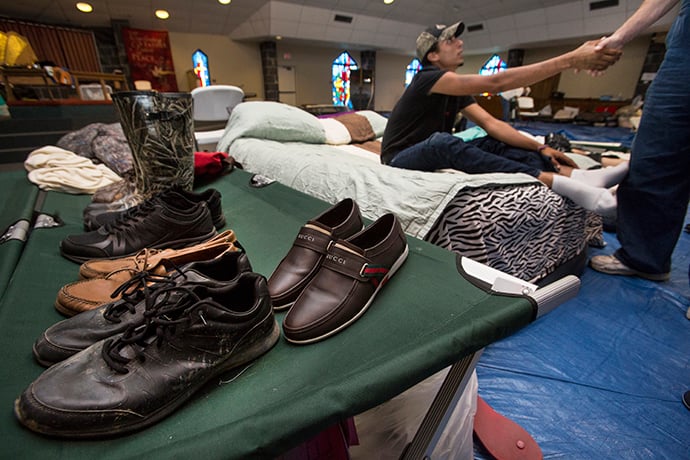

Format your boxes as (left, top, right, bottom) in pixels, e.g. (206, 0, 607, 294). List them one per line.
(0, 169, 536, 458)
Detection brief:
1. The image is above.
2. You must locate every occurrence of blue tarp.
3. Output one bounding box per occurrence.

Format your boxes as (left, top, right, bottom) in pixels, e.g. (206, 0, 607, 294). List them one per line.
(513, 121, 637, 149)
(475, 206, 690, 459)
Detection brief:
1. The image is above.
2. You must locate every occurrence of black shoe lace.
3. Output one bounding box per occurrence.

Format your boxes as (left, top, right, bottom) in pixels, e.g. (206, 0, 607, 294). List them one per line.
(101, 286, 205, 374)
(102, 266, 187, 323)
(100, 197, 160, 233)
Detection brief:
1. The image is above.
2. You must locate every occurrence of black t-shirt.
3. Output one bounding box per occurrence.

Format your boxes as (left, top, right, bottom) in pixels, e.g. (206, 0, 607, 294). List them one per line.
(381, 67, 476, 164)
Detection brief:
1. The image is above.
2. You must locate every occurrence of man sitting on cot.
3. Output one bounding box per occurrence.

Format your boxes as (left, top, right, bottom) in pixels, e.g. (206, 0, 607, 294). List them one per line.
(382, 21, 626, 217)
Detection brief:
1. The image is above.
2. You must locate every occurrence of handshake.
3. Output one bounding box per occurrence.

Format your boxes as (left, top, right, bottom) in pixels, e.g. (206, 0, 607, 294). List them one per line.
(568, 36, 624, 74)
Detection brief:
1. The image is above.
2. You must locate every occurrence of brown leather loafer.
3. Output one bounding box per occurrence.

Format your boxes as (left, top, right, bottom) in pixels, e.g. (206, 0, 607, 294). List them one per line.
(283, 213, 408, 344)
(56, 239, 237, 316)
(268, 198, 363, 311)
(78, 230, 238, 279)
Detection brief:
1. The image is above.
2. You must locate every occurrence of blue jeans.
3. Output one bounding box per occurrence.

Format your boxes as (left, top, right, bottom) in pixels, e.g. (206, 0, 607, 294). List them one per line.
(615, 0, 690, 274)
(389, 132, 553, 177)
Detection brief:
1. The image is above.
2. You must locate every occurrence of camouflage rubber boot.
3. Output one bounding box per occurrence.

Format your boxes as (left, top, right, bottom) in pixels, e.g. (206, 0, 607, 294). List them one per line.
(111, 90, 194, 201)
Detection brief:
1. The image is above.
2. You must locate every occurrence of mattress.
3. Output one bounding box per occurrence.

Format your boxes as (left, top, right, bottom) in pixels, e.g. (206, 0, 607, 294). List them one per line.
(218, 101, 602, 283)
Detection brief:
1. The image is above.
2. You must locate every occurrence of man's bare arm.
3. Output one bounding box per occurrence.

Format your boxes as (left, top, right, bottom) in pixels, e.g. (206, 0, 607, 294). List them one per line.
(432, 41, 621, 96)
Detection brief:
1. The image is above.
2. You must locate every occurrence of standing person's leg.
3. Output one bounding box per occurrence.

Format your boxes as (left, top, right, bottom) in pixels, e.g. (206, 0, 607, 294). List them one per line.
(614, 36, 690, 275)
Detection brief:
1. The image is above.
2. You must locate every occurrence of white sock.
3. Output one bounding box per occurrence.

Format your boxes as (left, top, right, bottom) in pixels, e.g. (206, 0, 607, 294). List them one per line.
(569, 161, 629, 188)
(551, 175, 617, 217)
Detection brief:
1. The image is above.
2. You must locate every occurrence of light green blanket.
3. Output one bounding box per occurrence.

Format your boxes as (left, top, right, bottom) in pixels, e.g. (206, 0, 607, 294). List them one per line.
(218, 102, 539, 239)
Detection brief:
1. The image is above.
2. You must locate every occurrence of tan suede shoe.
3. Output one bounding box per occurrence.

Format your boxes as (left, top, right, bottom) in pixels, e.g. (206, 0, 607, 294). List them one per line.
(78, 230, 238, 279)
(57, 236, 238, 316)
(55, 265, 169, 316)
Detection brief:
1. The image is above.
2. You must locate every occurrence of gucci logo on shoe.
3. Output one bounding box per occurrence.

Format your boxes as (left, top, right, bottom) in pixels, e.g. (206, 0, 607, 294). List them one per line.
(326, 253, 347, 265)
(297, 233, 315, 242)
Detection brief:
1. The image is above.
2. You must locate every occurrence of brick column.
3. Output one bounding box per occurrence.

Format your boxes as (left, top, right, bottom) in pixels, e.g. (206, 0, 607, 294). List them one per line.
(359, 50, 376, 109)
(507, 48, 524, 68)
(110, 20, 132, 85)
(260, 41, 279, 101)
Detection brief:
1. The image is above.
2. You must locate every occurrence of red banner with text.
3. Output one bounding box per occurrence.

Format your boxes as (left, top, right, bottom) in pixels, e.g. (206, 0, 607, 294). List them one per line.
(122, 28, 178, 92)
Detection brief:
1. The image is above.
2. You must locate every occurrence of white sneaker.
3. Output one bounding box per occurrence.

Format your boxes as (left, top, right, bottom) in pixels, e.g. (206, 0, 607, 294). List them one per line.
(589, 254, 670, 281)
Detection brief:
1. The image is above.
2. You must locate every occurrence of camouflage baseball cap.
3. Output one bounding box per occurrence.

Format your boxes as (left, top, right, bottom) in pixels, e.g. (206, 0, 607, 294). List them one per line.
(416, 21, 465, 61)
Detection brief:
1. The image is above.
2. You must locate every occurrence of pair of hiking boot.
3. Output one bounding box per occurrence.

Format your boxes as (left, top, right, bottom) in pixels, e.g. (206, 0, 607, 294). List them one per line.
(16, 250, 280, 439)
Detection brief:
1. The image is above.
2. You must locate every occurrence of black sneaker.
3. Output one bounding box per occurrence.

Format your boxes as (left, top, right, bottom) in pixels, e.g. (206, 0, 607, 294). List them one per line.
(15, 272, 279, 438)
(83, 186, 226, 231)
(60, 191, 217, 263)
(33, 250, 253, 367)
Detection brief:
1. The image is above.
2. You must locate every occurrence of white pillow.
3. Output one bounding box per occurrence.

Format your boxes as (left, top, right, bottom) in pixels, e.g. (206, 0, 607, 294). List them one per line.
(319, 118, 352, 145)
(222, 101, 326, 145)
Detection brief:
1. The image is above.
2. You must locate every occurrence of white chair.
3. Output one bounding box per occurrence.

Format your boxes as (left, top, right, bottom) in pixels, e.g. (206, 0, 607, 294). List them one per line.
(191, 85, 245, 151)
(516, 96, 540, 119)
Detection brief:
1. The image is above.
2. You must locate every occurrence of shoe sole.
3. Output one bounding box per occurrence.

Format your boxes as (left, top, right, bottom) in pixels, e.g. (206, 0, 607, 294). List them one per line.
(590, 261, 670, 282)
(285, 243, 409, 345)
(60, 230, 217, 264)
(15, 315, 281, 438)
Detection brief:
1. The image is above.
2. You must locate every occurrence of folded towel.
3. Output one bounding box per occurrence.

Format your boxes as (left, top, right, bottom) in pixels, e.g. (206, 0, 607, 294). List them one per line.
(24, 145, 122, 194)
(334, 113, 376, 143)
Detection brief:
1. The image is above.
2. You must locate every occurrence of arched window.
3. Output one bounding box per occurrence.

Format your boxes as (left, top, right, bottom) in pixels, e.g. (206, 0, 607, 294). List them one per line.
(479, 54, 506, 76)
(192, 49, 211, 87)
(479, 54, 506, 95)
(405, 58, 422, 87)
(331, 51, 359, 109)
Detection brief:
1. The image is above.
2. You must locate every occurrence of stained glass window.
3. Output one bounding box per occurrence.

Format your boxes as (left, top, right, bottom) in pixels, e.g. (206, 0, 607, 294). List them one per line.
(405, 58, 422, 87)
(192, 49, 211, 87)
(479, 54, 506, 95)
(332, 51, 359, 109)
(479, 54, 506, 76)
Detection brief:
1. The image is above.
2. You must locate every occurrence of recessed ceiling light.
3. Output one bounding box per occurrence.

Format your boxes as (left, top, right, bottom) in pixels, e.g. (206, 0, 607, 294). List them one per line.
(76, 2, 93, 13)
(383, 0, 395, 4)
(218, 0, 231, 5)
(155, 9, 170, 20)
